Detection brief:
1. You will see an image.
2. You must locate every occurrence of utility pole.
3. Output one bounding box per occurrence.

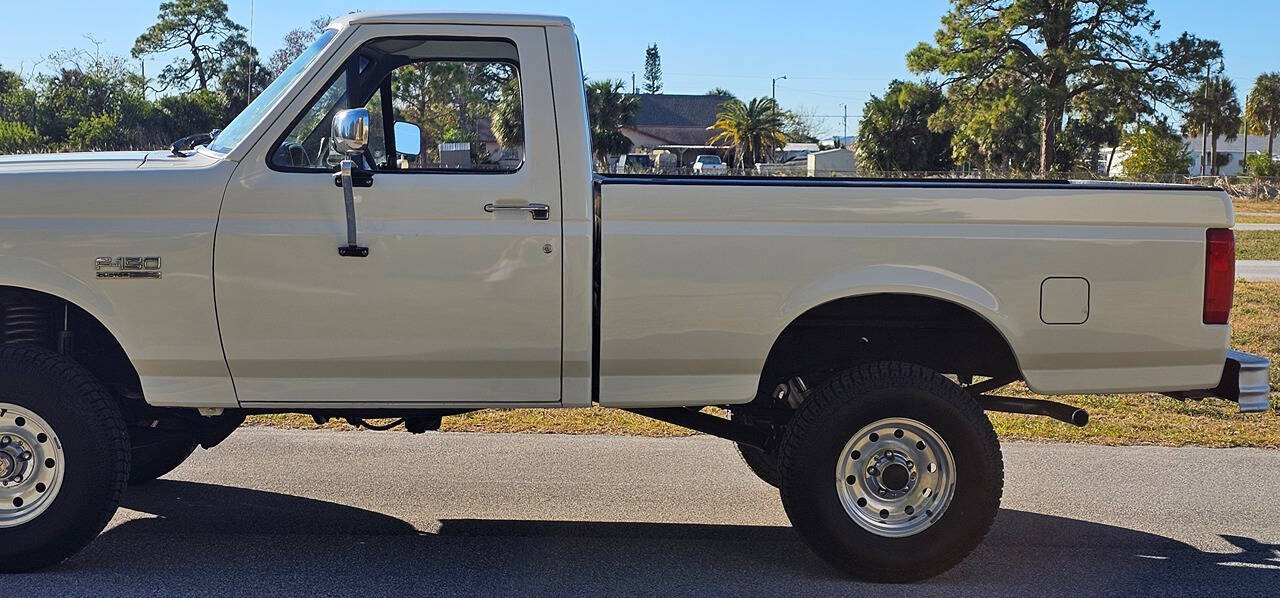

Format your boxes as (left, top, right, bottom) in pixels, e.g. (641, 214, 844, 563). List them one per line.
(247, 0, 254, 102)
(840, 103, 848, 142)
(631, 73, 636, 95)
(1200, 63, 1209, 176)
(1243, 91, 1250, 174)
(772, 75, 787, 102)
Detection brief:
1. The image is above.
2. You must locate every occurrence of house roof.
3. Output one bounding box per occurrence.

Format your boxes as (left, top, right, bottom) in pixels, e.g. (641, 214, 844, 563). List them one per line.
(624, 94, 734, 146)
(631, 94, 730, 128)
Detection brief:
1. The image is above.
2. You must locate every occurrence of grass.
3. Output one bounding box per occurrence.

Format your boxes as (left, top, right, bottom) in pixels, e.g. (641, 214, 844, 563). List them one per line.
(1234, 198, 1280, 214)
(245, 282, 1280, 448)
(1238, 214, 1280, 224)
(1236, 230, 1280, 260)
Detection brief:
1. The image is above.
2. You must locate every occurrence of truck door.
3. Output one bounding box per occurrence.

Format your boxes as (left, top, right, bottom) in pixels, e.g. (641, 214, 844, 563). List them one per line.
(214, 25, 563, 406)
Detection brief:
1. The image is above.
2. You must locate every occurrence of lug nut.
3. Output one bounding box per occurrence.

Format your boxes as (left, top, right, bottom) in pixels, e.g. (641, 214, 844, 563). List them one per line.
(0, 436, 9, 447)
(19, 451, 31, 461)
(867, 466, 879, 476)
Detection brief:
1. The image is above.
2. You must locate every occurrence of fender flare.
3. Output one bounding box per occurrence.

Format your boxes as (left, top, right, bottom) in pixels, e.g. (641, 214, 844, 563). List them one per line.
(772, 264, 1025, 373)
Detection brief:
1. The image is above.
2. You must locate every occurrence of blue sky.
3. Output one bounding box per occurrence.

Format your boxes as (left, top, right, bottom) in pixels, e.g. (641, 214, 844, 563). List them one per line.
(2, 1, 1276, 138)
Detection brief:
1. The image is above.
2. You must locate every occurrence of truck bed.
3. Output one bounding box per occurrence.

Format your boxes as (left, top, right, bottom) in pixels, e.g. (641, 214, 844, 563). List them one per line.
(594, 174, 1234, 407)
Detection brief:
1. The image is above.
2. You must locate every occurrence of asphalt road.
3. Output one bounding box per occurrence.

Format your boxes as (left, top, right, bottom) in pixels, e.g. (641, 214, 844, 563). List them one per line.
(15, 429, 1280, 597)
(1237, 260, 1280, 281)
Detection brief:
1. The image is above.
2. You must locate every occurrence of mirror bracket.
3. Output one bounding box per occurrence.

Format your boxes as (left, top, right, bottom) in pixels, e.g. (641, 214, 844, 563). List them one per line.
(337, 159, 370, 258)
(333, 169, 374, 188)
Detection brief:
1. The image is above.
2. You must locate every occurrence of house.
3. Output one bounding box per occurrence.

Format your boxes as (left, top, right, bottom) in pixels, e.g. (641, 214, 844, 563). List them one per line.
(1184, 135, 1277, 176)
(1103, 134, 1278, 177)
(621, 94, 734, 166)
(807, 147, 857, 176)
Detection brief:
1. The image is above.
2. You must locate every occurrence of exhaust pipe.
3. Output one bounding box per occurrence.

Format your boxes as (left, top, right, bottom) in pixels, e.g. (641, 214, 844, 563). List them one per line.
(976, 395, 1089, 427)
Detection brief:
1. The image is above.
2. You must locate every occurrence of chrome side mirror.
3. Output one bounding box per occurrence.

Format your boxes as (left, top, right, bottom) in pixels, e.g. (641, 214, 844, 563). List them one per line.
(332, 108, 371, 259)
(393, 121, 422, 157)
(331, 108, 370, 156)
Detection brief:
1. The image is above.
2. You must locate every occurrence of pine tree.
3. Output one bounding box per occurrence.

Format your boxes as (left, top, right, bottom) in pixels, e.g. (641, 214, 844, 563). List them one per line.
(642, 44, 662, 94)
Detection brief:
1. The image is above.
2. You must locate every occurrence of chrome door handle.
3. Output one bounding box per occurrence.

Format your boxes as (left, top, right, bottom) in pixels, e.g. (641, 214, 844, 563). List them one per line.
(484, 202, 551, 221)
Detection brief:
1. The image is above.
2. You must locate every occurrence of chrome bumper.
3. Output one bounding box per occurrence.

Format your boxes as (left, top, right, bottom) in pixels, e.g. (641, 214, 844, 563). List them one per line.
(1226, 350, 1274, 412)
(1164, 350, 1272, 412)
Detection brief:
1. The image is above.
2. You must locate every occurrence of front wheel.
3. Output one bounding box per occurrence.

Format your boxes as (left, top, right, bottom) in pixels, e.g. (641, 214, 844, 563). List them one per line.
(778, 361, 1003, 582)
(0, 347, 129, 573)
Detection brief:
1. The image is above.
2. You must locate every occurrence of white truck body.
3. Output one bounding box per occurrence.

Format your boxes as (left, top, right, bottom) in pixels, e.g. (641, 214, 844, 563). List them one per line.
(0, 11, 1269, 580)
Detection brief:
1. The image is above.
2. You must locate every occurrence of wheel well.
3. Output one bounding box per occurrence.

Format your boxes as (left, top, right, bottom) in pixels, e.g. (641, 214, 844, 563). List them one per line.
(0, 286, 142, 399)
(758, 293, 1021, 397)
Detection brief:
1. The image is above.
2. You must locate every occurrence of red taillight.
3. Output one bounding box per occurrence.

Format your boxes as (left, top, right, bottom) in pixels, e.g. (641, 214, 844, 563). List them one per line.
(1203, 228, 1235, 325)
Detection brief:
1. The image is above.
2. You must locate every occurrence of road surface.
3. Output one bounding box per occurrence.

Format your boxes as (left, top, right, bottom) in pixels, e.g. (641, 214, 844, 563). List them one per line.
(1238, 260, 1280, 281)
(15, 429, 1280, 596)
(1236, 223, 1280, 231)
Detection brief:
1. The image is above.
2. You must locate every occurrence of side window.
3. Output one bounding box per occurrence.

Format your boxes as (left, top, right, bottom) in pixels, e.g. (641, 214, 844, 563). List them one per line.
(271, 38, 524, 173)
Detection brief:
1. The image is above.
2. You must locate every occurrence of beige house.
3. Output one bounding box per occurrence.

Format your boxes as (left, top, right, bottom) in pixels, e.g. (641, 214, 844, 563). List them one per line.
(621, 94, 733, 166)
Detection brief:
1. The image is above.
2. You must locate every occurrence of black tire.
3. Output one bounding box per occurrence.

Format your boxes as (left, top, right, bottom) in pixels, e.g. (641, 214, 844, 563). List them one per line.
(0, 346, 129, 573)
(778, 361, 1002, 583)
(128, 429, 197, 485)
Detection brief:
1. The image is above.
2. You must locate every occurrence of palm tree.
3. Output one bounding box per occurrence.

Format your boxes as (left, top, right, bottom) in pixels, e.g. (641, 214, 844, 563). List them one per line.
(1246, 73, 1280, 160)
(490, 77, 524, 149)
(1182, 76, 1242, 175)
(585, 79, 638, 167)
(707, 97, 787, 168)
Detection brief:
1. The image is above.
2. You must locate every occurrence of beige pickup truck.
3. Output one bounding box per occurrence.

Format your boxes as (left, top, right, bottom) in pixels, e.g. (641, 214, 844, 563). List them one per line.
(0, 12, 1270, 582)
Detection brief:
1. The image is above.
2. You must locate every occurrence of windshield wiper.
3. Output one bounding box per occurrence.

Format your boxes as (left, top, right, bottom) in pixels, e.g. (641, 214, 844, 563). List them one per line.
(170, 129, 222, 157)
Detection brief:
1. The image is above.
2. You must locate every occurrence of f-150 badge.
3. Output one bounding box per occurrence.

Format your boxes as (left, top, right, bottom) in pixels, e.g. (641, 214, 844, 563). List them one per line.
(95, 257, 162, 279)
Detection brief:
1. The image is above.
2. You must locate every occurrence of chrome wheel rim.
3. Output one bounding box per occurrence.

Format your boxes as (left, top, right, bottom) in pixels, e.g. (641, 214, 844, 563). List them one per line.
(0, 403, 66, 527)
(836, 417, 955, 538)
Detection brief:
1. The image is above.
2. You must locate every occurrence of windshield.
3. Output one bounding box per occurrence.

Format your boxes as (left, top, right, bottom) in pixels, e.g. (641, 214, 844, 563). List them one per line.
(697, 156, 721, 164)
(208, 29, 337, 154)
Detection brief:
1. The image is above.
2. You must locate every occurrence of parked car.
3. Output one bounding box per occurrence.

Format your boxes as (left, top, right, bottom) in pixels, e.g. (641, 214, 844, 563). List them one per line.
(615, 153, 653, 174)
(0, 11, 1269, 583)
(692, 154, 727, 173)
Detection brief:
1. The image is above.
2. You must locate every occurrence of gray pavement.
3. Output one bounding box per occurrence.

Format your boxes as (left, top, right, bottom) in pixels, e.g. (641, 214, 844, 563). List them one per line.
(1238, 260, 1280, 281)
(14, 428, 1280, 596)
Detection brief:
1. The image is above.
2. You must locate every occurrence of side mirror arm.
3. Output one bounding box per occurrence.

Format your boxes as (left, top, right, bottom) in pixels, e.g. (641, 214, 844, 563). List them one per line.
(336, 159, 370, 258)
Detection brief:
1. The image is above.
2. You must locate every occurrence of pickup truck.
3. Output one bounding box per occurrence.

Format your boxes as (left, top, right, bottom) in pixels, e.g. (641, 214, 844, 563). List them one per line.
(0, 11, 1271, 582)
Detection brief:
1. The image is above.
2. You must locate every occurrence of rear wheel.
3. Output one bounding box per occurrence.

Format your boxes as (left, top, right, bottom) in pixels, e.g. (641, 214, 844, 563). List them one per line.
(778, 361, 1002, 582)
(0, 347, 128, 573)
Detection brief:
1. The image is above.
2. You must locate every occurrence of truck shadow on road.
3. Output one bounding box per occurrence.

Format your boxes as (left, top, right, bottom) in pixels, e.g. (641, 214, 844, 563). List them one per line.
(33, 480, 1280, 595)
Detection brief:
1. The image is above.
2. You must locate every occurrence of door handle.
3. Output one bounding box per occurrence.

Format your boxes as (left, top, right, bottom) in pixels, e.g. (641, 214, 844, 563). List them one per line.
(484, 203, 551, 221)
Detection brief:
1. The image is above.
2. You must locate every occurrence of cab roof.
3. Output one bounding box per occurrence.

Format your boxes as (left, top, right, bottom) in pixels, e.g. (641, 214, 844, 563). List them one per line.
(331, 11, 573, 29)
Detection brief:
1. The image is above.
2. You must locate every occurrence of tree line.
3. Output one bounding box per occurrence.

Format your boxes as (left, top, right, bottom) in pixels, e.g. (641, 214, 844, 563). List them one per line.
(3, 0, 1278, 179)
(0, 0, 326, 154)
(855, 0, 1280, 177)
